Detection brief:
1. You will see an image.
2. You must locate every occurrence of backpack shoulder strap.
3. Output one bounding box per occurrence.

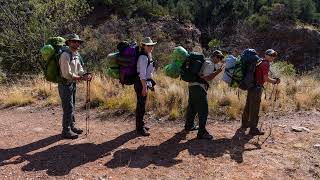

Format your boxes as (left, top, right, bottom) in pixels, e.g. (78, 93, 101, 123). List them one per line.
(139, 52, 151, 67)
(58, 47, 72, 61)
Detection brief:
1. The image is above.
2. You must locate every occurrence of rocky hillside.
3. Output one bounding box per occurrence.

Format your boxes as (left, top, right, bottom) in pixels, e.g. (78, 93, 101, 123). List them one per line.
(80, 16, 202, 67)
(81, 3, 320, 72)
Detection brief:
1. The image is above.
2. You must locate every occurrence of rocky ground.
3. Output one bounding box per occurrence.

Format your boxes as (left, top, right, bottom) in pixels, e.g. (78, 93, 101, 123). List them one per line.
(0, 104, 319, 180)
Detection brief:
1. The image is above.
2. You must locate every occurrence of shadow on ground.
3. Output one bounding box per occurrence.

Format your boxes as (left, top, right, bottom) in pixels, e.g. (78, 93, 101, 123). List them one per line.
(1, 129, 260, 176)
(106, 129, 259, 169)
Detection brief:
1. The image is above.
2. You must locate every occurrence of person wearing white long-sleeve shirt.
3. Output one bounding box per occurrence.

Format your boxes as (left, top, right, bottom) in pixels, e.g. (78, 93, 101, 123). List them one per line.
(134, 37, 157, 136)
(58, 34, 92, 139)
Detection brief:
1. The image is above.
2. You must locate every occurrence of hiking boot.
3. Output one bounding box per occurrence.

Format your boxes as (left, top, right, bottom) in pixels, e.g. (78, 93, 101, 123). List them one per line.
(249, 128, 265, 136)
(137, 128, 150, 136)
(62, 131, 79, 139)
(71, 127, 83, 134)
(184, 125, 199, 131)
(237, 126, 247, 134)
(197, 131, 213, 140)
(144, 126, 150, 131)
(240, 125, 248, 130)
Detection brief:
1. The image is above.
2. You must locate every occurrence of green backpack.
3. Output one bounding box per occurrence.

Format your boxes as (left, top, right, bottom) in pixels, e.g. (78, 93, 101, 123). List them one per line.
(180, 52, 205, 82)
(40, 37, 83, 83)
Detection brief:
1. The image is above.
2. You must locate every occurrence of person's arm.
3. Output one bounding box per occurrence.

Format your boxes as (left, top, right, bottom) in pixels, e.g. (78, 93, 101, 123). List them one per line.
(267, 76, 280, 84)
(59, 52, 81, 81)
(137, 55, 148, 96)
(262, 63, 280, 84)
(201, 64, 224, 81)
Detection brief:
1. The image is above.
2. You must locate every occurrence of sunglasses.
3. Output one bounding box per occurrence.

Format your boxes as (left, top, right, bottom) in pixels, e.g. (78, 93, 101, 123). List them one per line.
(267, 54, 277, 57)
(70, 40, 82, 44)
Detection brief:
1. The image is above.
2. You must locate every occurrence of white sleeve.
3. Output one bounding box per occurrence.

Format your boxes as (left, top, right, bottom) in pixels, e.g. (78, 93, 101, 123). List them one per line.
(59, 52, 75, 80)
(77, 56, 85, 76)
(137, 55, 148, 80)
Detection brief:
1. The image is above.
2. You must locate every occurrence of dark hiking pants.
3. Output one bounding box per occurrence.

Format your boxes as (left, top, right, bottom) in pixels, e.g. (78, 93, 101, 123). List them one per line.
(134, 79, 147, 131)
(185, 85, 208, 135)
(242, 86, 263, 128)
(58, 82, 76, 133)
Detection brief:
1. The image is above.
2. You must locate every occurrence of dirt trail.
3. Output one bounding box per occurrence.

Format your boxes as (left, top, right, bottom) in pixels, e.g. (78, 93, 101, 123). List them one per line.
(0, 105, 319, 180)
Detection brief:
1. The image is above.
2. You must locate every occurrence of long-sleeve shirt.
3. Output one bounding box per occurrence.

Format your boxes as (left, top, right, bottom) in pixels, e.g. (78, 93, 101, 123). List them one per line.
(137, 54, 154, 80)
(59, 51, 84, 81)
(255, 60, 270, 86)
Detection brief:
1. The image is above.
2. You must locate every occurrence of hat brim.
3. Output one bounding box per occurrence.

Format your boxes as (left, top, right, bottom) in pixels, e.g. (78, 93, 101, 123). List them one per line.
(217, 54, 224, 58)
(66, 39, 84, 43)
(56, 43, 66, 46)
(142, 42, 157, 46)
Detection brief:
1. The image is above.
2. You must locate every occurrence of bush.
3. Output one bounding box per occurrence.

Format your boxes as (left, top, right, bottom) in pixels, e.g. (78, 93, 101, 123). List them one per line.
(245, 14, 271, 31)
(208, 39, 223, 50)
(0, 67, 6, 83)
(271, 61, 296, 76)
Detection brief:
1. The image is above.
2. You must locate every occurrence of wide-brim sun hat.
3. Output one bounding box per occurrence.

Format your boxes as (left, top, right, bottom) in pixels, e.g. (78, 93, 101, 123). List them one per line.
(65, 34, 84, 44)
(265, 49, 277, 57)
(212, 50, 224, 59)
(141, 37, 157, 46)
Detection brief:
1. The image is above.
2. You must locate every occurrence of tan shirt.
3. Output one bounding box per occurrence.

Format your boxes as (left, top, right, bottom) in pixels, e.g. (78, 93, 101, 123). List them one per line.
(59, 51, 84, 81)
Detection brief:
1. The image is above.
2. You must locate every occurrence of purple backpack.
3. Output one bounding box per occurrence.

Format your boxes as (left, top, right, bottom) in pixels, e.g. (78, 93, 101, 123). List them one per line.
(118, 42, 140, 85)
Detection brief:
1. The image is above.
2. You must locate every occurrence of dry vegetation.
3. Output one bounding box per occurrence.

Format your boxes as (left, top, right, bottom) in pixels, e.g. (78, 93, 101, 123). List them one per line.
(1, 71, 320, 120)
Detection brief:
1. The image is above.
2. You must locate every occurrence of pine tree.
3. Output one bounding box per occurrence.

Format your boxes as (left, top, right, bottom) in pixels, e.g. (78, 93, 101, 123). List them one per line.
(174, 0, 193, 22)
(286, 0, 301, 20)
(167, 0, 175, 14)
(300, 0, 316, 21)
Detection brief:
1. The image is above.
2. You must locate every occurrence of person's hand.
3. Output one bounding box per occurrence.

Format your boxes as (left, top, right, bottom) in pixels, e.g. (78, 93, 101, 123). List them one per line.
(82, 73, 92, 81)
(216, 64, 225, 73)
(142, 87, 148, 97)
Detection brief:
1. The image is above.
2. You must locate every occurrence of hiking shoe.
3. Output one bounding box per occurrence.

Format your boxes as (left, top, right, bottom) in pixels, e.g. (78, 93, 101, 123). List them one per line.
(144, 126, 150, 131)
(71, 127, 83, 134)
(184, 125, 199, 131)
(62, 131, 79, 139)
(249, 128, 265, 136)
(197, 131, 213, 140)
(237, 127, 247, 134)
(137, 128, 150, 136)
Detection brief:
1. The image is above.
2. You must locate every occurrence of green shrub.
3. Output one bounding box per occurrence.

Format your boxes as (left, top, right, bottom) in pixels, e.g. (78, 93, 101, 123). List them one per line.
(208, 39, 223, 50)
(271, 61, 296, 76)
(245, 14, 271, 31)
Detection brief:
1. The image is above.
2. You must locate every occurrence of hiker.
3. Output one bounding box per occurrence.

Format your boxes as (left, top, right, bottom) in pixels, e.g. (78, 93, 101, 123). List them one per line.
(58, 34, 92, 139)
(241, 49, 280, 135)
(134, 37, 157, 136)
(184, 50, 225, 139)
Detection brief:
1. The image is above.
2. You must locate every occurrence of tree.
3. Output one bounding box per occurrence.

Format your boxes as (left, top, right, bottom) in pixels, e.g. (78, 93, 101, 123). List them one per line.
(300, 0, 316, 21)
(174, 0, 193, 22)
(0, 0, 91, 75)
(167, 0, 175, 14)
(286, 0, 301, 20)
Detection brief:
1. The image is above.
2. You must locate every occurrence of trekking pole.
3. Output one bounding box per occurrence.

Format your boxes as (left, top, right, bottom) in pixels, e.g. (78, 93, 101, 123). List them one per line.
(237, 89, 240, 100)
(257, 84, 278, 146)
(269, 84, 275, 100)
(85, 80, 91, 136)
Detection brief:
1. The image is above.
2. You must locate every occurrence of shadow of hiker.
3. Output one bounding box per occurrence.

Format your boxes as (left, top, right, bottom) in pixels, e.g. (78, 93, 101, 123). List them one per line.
(229, 128, 257, 163)
(106, 130, 188, 168)
(20, 130, 137, 176)
(0, 134, 61, 166)
(106, 129, 260, 169)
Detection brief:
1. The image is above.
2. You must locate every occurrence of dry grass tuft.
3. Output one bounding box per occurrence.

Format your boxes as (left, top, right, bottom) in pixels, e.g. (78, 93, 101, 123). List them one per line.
(0, 71, 319, 119)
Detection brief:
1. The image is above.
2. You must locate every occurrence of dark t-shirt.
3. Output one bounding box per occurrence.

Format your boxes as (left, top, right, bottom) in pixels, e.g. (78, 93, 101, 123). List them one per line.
(255, 60, 270, 86)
